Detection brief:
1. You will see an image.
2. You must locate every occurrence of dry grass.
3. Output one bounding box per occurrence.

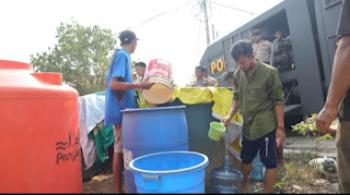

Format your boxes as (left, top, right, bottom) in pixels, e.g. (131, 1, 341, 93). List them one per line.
(274, 152, 338, 194)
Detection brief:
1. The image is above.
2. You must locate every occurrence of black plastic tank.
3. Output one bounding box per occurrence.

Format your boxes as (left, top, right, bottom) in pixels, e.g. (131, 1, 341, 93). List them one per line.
(210, 155, 242, 193)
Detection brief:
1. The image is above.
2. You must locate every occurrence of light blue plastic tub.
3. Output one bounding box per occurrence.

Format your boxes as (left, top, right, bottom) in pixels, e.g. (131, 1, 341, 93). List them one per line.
(129, 151, 209, 193)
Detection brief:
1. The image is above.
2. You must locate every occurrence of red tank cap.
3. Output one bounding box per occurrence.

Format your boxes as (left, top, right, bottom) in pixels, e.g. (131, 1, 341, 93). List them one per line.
(32, 72, 63, 85)
(0, 60, 32, 70)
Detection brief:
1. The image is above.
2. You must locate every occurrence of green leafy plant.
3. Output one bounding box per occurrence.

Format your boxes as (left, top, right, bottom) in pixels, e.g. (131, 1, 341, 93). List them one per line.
(292, 114, 318, 136)
(274, 162, 294, 190)
(292, 113, 335, 159)
(31, 21, 117, 95)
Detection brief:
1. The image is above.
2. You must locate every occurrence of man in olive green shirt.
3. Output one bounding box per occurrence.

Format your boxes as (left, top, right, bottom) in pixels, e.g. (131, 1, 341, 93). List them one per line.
(223, 40, 285, 193)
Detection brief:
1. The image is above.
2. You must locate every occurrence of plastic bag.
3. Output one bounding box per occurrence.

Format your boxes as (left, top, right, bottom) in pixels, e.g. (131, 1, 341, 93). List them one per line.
(223, 122, 243, 161)
(175, 87, 213, 105)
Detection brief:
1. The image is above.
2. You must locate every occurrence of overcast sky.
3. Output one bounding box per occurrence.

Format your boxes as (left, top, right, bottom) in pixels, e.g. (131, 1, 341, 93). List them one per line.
(0, 0, 283, 86)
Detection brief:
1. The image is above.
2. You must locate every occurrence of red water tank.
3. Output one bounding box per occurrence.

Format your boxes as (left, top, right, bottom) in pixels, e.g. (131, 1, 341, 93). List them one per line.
(0, 60, 82, 193)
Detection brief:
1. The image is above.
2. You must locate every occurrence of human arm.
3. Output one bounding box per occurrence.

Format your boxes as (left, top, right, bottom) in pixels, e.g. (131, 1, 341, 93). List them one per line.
(110, 78, 153, 90)
(108, 52, 153, 91)
(132, 71, 138, 81)
(286, 37, 295, 65)
(222, 70, 240, 126)
(267, 40, 273, 60)
(317, 0, 350, 131)
(222, 99, 239, 126)
(275, 104, 285, 148)
(316, 36, 350, 131)
(269, 41, 275, 66)
(270, 69, 286, 147)
(324, 37, 350, 108)
(208, 76, 218, 87)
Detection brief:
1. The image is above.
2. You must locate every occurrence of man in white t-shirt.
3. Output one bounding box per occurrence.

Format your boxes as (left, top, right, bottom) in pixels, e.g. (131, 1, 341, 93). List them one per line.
(251, 29, 272, 64)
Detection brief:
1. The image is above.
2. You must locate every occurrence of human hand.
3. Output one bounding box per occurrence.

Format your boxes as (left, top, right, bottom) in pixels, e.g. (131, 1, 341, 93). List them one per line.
(316, 106, 338, 134)
(139, 82, 154, 90)
(221, 116, 232, 126)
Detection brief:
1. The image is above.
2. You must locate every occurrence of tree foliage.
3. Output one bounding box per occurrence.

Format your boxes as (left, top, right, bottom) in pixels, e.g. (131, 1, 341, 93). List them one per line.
(31, 21, 116, 95)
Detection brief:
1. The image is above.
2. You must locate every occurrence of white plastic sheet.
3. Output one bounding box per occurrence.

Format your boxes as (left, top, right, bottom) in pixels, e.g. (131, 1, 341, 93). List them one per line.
(79, 93, 106, 170)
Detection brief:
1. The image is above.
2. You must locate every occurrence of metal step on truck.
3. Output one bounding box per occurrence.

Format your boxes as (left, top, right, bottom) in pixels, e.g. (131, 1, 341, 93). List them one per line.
(199, 0, 342, 130)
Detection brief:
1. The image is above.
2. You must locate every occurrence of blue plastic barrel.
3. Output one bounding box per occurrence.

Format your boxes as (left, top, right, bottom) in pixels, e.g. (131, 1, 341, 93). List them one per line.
(121, 106, 189, 193)
(129, 151, 209, 193)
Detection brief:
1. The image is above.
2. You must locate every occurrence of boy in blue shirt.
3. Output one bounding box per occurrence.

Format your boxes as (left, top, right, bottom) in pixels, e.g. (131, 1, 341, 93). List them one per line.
(105, 30, 153, 193)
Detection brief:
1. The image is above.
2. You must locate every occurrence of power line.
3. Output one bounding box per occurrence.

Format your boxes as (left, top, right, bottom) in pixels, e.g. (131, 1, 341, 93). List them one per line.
(190, 0, 203, 21)
(211, 1, 255, 16)
(191, 0, 213, 23)
(113, 1, 191, 36)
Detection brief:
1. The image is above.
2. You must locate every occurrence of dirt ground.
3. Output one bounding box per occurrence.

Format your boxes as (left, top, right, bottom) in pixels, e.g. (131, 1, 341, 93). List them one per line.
(82, 152, 339, 194)
(272, 152, 338, 194)
(83, 172, 114, 193)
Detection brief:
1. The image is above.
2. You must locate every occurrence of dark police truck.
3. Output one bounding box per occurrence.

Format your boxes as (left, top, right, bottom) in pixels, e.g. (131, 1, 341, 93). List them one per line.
(199, 0, 342, 127)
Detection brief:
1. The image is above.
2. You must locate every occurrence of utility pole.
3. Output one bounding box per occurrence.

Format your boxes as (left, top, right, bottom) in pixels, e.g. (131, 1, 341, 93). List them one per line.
(202, 0, 211, 45)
